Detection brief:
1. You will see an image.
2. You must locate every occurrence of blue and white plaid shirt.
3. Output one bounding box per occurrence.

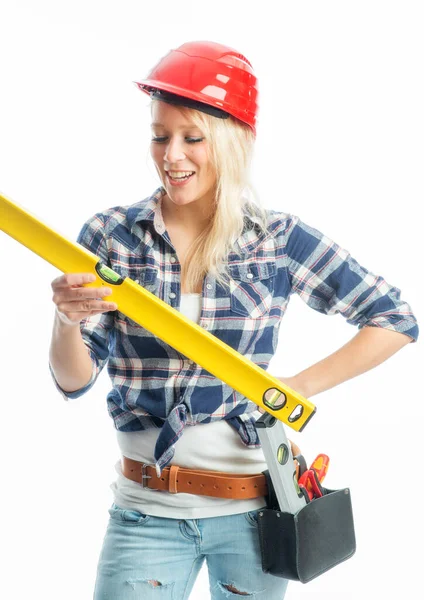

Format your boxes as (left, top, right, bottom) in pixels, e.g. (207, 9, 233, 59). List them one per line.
(51, 187, 419, 473)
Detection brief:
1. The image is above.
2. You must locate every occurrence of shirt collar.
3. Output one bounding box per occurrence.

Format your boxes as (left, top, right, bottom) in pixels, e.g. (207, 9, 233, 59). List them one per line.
(127, 187, 166, 234)
(127, 187, 267, 255)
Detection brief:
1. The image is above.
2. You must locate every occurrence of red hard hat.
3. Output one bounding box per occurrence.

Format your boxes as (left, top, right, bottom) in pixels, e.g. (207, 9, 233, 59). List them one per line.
(135, 41, 259, 134)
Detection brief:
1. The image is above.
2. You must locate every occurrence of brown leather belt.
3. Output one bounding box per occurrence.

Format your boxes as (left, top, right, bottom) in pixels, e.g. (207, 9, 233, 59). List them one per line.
(121, 456, 268, 500)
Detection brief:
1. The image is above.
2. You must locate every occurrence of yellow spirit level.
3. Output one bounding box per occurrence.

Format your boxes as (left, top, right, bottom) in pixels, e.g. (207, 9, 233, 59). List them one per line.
(0, 192, 316, 431)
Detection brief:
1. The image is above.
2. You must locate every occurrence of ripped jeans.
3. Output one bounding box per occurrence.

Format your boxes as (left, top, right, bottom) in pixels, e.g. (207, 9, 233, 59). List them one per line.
(93, 503, 288, 599)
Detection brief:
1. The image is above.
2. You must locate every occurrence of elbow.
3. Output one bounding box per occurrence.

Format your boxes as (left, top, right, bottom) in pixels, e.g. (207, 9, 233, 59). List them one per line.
(360, 313, 419, 345)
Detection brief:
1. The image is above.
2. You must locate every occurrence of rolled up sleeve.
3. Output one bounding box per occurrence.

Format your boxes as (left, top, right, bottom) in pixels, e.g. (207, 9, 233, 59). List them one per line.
(284, 216, 419, 342)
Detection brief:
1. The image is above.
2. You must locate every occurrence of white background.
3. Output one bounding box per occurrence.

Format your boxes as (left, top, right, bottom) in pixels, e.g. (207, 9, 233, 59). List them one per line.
(0, 1, 423, 599)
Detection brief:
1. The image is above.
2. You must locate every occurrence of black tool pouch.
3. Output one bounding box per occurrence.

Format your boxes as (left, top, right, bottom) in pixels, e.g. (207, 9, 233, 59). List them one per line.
(257, 470, 356, 583)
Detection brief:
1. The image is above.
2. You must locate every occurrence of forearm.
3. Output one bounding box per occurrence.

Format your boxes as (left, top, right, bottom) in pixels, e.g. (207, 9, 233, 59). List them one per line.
(291, 326, 412, 398)
(49, 312, 94, 392)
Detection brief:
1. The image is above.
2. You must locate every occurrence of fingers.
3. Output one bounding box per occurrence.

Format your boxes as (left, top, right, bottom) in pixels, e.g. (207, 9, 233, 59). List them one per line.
(51, 272, 118, 325)
(51, 273, 96, 290)
(53, 285, 113, 304)
(56, 299, 117, 314)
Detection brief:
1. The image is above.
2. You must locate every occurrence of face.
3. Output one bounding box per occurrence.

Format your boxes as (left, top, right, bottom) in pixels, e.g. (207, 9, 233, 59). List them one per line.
(150, 101, 216, 211)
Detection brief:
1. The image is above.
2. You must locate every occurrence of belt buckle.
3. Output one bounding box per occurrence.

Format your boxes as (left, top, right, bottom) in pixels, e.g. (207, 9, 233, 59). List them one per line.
(141, 463, 158, 491)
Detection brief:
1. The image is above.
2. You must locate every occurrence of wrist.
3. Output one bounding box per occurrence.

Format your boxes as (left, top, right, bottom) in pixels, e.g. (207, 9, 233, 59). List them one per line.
(280, 375, 311, 399)
(54, 309, 82, 330)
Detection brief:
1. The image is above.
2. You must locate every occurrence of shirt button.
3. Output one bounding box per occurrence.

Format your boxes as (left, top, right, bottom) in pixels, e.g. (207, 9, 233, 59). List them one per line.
(206, 283, 212, 290)
(170, 256, 176, 263)
(246, 272, 254, 279)
(169, 292, 176, 299)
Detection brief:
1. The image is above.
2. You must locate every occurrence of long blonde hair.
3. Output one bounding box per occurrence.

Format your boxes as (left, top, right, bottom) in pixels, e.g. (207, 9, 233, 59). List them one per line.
(153, 101, 270, 292)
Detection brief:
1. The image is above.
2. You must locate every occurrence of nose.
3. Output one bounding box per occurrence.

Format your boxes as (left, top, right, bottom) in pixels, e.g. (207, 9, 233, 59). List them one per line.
(164, 136, 186, 164)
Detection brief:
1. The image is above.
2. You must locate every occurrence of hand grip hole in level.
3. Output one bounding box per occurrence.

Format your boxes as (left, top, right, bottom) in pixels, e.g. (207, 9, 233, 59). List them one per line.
(288, 405, 304, 422)
(263, 388, 287, 410)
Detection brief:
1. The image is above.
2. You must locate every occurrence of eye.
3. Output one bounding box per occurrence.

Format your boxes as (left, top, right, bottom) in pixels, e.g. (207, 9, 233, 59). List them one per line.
(185, 137, 204, 144)
(150, 135, 204, 144)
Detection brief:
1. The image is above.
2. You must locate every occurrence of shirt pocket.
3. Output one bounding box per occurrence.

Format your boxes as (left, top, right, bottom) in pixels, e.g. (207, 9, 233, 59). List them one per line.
(124, 265, 159, 291)
(114, 265, 159, 328)
(229, 262, 276, 318)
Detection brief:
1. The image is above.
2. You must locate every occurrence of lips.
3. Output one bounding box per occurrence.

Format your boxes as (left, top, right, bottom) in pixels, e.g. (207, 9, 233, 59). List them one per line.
(165, 170, 196, 186)
(166, 170, 195, 181)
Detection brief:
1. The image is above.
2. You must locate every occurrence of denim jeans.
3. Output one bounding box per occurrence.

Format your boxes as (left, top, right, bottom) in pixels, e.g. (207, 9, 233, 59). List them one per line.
(93, 503, 289, 599)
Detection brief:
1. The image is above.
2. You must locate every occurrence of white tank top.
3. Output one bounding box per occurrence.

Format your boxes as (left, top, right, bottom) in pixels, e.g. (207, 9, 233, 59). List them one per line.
(110, 293, 268, 518)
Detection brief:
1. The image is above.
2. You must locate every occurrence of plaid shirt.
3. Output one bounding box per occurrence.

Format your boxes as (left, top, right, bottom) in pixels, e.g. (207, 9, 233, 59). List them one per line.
(51, 187, 419, 474)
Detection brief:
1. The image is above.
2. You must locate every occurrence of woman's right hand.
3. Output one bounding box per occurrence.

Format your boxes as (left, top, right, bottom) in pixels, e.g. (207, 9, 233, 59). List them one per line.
(51, 272, 118, 326)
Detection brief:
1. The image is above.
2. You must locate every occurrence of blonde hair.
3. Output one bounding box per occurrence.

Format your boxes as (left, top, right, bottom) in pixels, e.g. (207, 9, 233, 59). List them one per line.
(152, 101, 269, 292)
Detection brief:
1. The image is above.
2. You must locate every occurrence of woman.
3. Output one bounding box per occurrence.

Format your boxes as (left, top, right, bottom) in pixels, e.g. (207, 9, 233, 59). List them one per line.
(49, 41, 418, 599)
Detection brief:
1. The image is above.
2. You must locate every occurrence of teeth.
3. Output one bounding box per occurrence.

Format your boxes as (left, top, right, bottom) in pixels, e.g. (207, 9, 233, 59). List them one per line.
(167, 171, 194, 178)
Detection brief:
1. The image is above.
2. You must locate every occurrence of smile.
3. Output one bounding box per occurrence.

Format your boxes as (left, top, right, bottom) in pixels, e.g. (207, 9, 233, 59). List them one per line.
(165, 171, 195, 186)
(167, 171, 195, 179)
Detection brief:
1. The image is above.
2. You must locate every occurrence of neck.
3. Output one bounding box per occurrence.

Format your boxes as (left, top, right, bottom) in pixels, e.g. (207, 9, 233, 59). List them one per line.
(161, 194, 214, 231)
